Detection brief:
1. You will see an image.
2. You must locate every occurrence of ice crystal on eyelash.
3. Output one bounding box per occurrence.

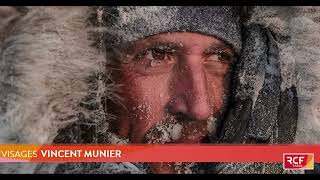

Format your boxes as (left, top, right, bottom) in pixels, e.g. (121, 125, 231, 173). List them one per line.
(150, 60, 162, 67)
(145, 50, 154, 60)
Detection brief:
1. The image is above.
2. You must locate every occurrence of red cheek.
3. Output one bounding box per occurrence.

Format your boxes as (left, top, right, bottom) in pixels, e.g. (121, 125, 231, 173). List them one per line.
(116, 68, 172, 143)
(211, 80, 225, 115)
(206, 69, 230, 115)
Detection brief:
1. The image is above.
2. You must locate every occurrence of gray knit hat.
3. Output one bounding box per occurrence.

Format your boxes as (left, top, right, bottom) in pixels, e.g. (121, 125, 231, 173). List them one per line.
(104, 6, 242, 54)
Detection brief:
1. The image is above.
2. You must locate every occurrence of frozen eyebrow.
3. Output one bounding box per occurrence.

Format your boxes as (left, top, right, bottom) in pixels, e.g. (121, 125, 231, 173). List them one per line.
(204, 44, 233, 54)
(144, 42, 180, 51)
(204, 43, 236, 63)
(125, 41, 179, 55)
(131, 42, 179, 61)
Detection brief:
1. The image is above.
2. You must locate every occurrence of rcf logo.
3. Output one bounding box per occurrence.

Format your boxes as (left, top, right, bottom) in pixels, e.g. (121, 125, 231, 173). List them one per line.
(283, 153, 314, 170)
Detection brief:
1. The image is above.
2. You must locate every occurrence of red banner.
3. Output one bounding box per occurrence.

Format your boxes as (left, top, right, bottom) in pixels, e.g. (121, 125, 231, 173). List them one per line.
(0, 144, 319, 163)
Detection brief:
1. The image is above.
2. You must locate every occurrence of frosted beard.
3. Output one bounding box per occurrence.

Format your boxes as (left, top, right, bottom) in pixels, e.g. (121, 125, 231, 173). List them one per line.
(104, 93, 229, 174)
(144, 115, 218, 174)
(105, 113, 219, 174)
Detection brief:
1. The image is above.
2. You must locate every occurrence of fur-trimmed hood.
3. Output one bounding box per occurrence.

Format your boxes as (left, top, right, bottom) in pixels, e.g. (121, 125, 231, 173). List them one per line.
(1, 6, 320, 174)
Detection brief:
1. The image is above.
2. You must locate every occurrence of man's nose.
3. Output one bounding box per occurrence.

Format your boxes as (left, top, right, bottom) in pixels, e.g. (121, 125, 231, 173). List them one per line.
(169, 55, 212, 121)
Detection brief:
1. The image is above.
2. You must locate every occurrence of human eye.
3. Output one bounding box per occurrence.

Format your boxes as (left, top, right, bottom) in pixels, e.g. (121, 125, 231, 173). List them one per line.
(138, 45, 175, 63)
(204, 49, 234, 64)
(133, 45, 177, 74)
(203, 47, 234, 76)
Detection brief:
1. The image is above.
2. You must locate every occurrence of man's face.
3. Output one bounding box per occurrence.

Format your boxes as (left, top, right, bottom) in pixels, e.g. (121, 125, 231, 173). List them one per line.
(111, 32, 234, 172)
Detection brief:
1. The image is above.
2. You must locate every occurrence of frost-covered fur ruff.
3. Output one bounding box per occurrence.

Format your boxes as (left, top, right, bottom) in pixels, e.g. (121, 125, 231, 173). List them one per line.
(0, 6, 320, 174)
(0, 7, 106, 173)
(0, 6, 136, 174)
(248, 6, 320, 144)
(0, 7, 102, 144)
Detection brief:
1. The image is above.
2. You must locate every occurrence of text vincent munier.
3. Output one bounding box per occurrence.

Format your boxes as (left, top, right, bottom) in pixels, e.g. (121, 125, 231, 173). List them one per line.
(40, 149, 122, 158)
